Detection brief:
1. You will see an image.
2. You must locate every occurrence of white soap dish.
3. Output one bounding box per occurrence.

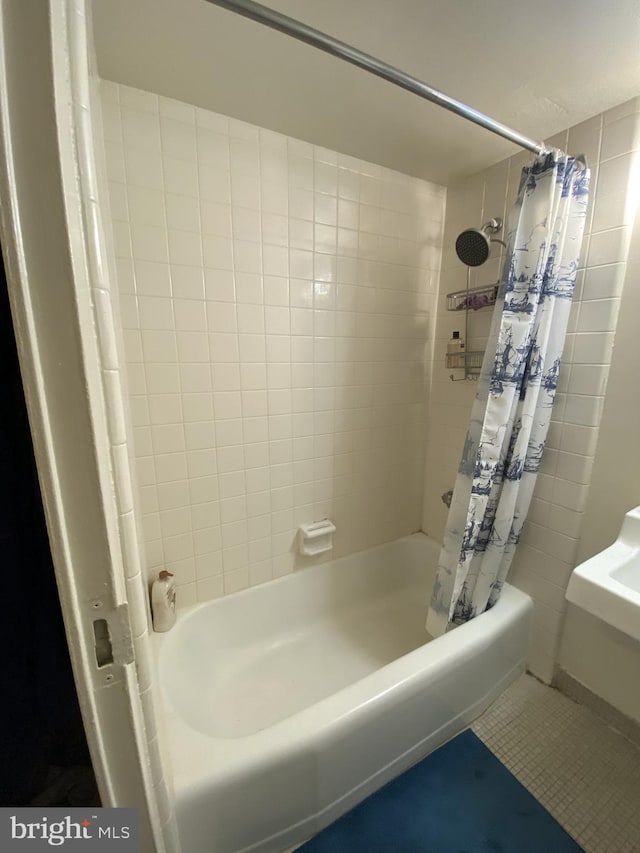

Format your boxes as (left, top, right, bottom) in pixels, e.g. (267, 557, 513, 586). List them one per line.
(298, 520, 336, 556)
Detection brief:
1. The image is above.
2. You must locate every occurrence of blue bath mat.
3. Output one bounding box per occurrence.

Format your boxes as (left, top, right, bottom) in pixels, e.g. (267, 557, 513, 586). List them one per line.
(297, 729, 583, 853)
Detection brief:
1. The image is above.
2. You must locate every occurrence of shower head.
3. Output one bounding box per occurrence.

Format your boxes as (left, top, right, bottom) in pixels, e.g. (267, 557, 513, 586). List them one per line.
(455, 217, 503, 267)
(456, 228, 491, 266)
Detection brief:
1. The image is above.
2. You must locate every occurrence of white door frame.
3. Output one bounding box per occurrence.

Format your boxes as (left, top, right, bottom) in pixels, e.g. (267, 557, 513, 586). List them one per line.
(0, 2, 176, 850)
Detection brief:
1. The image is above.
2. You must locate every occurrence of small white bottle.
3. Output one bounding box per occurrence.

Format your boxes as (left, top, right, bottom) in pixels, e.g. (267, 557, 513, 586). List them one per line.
(151, 570, 176, 632)
(447, 330, 466, 369)
(447, 330, 465, 354)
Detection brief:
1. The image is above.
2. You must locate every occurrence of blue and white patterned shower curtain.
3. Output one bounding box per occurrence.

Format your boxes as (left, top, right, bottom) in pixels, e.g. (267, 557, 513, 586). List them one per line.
(427, 151, 590, 637)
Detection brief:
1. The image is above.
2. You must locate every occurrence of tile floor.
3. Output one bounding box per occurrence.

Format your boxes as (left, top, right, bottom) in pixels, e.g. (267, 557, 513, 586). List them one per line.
(473, 674, 640, 853)
(289, 673, 640, 853)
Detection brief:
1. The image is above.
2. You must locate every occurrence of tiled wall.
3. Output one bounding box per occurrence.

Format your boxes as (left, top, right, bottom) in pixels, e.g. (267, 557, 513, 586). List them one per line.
(99, 81, 445, 605)
(422, 99, 640, 681)
(557, 211, 640, 722)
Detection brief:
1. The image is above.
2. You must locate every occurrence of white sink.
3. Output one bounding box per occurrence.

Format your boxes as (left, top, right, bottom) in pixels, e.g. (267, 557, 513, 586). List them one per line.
(566, 506, 640, 642)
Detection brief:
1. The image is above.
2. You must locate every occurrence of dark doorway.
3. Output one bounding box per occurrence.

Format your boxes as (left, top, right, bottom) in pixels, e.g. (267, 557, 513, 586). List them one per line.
(0, 246, 99, 807)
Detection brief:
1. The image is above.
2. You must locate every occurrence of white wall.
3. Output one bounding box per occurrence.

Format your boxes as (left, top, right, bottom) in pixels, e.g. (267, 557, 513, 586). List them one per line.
(572, 213, 640, 565)
(556, 202, 640, 721)
(99, 81, 445, 605)
(422, 99, 640, 681)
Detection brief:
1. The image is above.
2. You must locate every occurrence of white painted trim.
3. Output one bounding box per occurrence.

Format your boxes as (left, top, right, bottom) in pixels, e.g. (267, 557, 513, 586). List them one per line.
(0, 1, 178, 850)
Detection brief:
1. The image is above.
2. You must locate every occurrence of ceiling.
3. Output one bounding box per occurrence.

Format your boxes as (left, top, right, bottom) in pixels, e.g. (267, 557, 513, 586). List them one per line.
(91, 0, 640, 185)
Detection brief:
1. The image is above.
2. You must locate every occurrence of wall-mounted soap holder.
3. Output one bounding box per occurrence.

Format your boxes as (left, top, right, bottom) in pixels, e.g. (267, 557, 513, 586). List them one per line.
(298, 520, 336, 556)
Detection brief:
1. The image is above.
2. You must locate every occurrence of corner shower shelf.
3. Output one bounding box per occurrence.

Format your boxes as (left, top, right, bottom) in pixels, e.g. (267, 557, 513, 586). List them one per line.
(446, 282, 499, 312)
(445, 351, 484, 372)
(445, 281, 498, 381)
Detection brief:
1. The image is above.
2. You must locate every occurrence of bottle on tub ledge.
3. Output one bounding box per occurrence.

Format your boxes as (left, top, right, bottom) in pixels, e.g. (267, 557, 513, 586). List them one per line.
(151, 570, 176, 632)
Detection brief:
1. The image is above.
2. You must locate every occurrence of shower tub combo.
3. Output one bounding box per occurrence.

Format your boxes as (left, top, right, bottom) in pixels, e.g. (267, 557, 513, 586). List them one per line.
(155, 533, 532, 853)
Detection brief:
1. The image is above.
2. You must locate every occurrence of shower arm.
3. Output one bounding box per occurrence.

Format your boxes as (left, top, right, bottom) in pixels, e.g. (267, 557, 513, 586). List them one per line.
(204, 0, 549, 157)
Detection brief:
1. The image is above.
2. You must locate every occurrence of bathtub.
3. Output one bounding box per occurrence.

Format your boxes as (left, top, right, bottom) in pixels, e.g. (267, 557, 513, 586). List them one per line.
(155, 533, 532, 853)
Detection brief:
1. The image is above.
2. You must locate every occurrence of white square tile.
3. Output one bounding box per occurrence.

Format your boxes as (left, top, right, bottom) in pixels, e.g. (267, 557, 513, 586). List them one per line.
(145, 363, 180, 395)
(157, 480, 190, 511)
(138, 296, 174, 330)
(122, 107, 161, 154)
(196, 575, 224, 601)
(148, 394, 182, 426)
(242, 391, 268, 419)
(125, 148, 164, 191)
(197, 126, 230, 169)
(238, 334, 266, 363)
(230, 173, 260, 209)
(174, 299, 207, 332)
(161, 117, 196, 162)
(264, 276, 289, 307)
(204, 268, 235, 301)
(201, 202, 232, 238)
(263, 245, 289, 277)
(200, 164, 231, 204)
(209, 332, 239, 362)
(176, 331, 209, 363)
(131, 223, 169, 263)
(155, 452, 188, 483)
(163, 157, 199, 197)
(572, 332, 614, 364)
(240, 364, 267, 390)
(289, 218, 314, 250)
(577, 298, 619, 333)
(234, 240, 262, 274)
(213, 390, 242, 419)
(207, 301, 238, 333)
(182, 393, 214, 423)
(215, 418, 244, 446)
(134, 259, 171, 296)
(166, 193, 200, 232)
(232, 206, 261, 242)
(262, 181, 288, 216)
(600, 113, 640, 161)
(237, 303, 265, 334)
(220, 498, 248, 527)
(266, 335, 290, 362)
(151, 423, 185, 454)
(264, 306, 290, 335)
(235, 272, 263, 304)
(289, 249, 314, 279)
(196, 108, 229, 134)
(187, 449, 218, 479)
(262, 213, 288, 247)
(141, 330, 178, 362)
(119, 85, 158, 113)
(194, 548, 223, 581)
(212, 363, 241, 391)
(184, 422, 215, 451)
(159, 96, 195, 124)
(193, 526, 223, 556)
(168, 229, 202, 266)
(189, 476, 220, 504)
(203, 235, 233, 270)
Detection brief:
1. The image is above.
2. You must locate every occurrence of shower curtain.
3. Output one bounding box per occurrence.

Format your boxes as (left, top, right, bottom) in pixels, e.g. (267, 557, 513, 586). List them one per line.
(427, 151, 590, 637)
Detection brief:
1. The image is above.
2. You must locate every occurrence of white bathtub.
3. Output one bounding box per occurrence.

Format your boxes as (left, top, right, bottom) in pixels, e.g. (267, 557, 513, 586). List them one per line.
(155, 533, 532, 853)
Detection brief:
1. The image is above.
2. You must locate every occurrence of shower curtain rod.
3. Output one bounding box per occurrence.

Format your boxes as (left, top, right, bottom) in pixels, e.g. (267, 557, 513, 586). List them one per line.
(204, 0, 549, 156)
